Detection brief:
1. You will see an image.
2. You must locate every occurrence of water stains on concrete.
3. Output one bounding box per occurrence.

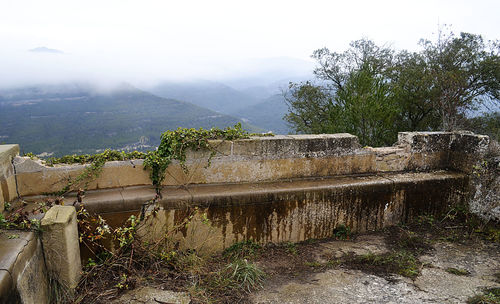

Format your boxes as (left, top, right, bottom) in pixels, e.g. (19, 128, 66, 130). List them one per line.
(97, 171, 468, 253)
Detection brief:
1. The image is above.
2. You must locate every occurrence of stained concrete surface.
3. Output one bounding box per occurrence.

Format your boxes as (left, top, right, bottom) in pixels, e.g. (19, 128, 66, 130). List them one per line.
(253, 237, 500, 304)
(111, 286, 191, 304)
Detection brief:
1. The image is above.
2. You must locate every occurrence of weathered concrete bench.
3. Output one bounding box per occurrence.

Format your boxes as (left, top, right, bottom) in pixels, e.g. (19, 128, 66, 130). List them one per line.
(0, 131, 491, 302)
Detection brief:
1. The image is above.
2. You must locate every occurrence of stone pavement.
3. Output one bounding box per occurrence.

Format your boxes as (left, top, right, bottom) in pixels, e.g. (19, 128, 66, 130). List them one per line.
(252, 236, 500, 304)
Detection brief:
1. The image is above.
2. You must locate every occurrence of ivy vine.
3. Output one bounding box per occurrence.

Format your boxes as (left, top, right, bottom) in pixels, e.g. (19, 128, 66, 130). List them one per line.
(36, 123, 251, 195)
(44, 150, 147, 196)
(143, 123, 249, 191)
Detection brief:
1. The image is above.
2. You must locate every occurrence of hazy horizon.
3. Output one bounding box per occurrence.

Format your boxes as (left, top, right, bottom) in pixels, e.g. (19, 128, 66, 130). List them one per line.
(1, 0, 500, 89)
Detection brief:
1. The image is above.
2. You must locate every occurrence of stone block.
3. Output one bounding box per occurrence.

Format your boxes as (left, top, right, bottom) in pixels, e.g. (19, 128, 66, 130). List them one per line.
(449, 132, 490, 173)
(398, 132, 453, 153)
(370, 147, 408, 172)
(450, 132, 490, 154)
(41, 206, 81, 289)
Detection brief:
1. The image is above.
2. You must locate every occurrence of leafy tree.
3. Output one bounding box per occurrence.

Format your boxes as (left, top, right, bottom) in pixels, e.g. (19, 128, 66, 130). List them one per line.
(464, 112, 500, 142)
(284, 81, 335, 134)
(334, 66, 398, 146)
(285, 31, 500, 145)
(285, 39, 398, 146)
(420, 30, 500, 130)
(391, 51, 440, 131)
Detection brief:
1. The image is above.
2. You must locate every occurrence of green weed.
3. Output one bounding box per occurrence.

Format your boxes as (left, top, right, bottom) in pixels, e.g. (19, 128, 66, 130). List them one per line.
(333, 224, 351, 240)
(284, 242, 298, 255)
(446, 267, 470, 276)
(356, 250, 420, 279)
(304, 261, 322, 268)
(216, 259, 265, 293)
(467, 287, 500, 304)
(223, 240, 262, 260)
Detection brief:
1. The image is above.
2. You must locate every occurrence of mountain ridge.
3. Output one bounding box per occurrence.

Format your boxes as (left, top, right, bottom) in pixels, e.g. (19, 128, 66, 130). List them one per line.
(0, 83, 259, 156)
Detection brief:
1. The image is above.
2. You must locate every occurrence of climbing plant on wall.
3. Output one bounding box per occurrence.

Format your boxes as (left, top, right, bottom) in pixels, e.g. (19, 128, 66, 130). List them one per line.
(39, 123, 250, 194)
(144, 123, 249, 191)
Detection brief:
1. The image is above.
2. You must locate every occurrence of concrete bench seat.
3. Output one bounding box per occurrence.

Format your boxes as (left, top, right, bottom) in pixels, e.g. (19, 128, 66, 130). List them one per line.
(0, 231, 48, 304)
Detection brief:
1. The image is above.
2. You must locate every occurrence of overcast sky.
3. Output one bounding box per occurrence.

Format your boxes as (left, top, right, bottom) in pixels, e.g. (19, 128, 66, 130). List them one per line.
(1, 0, 499, 88)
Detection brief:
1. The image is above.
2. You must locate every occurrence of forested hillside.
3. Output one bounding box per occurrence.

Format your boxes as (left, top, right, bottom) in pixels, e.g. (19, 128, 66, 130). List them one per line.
(150, 81, 262, 114)
(0, 83, 255, 156)
(231, 94, 291, 134)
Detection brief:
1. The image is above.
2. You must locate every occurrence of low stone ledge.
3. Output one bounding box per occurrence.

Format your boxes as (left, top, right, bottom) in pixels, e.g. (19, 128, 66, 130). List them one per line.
(137, 171, 467, 252)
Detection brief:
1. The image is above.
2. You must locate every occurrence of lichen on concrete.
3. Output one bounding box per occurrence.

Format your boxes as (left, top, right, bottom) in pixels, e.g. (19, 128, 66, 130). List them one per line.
(252, 237, 500, 304)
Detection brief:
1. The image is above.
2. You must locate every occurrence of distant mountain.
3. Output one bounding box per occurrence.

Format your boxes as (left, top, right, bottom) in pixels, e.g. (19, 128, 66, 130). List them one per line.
(238, 76, 309, 100)
(222, 57, 314, 90)
(28, 47, 64, 54)
(0, 83, 256, 156)
(149, 80, 261, 114)
(231, 94, 292, 135)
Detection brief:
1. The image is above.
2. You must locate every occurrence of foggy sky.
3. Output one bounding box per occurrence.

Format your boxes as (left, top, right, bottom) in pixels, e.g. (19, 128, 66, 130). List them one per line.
(1, 0, 500, 88)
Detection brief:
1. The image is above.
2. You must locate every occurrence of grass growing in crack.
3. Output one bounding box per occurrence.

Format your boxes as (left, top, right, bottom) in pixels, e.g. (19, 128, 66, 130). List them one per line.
(284, 242, 298, 255)
(396, 230, 431, 253)
(48, 275, 75, 304)
(189, 257, 266, 303)
(467, 287, 500, 304)
(353, 250, 421, 279)
(446, 267, 470, 276)
(483, 227, 500, 243)
(304, 261, 323, 268)
(214, 259, 265, 293)
(326, 259, 341, 268)
(342, 226, 432, 279)
(173, 250, 206, 274)
(223, 240, 262, 260)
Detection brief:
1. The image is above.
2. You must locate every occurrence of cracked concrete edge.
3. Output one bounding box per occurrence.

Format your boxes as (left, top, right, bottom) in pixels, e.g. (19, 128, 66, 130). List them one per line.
(0, 231, 39, 301)
(0, 144, 20, 209)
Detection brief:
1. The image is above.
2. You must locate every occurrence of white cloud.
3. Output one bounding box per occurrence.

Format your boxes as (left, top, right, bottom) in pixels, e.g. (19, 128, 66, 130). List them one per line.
(1, 0, 499, 87)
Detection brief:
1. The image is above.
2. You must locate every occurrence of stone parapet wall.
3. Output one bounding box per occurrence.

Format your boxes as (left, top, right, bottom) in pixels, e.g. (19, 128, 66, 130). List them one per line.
(8, 132, 490, 198)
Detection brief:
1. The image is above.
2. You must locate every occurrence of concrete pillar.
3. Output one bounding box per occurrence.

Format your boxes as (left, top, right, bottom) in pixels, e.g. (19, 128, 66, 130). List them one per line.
(41, 205, 82, 289)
